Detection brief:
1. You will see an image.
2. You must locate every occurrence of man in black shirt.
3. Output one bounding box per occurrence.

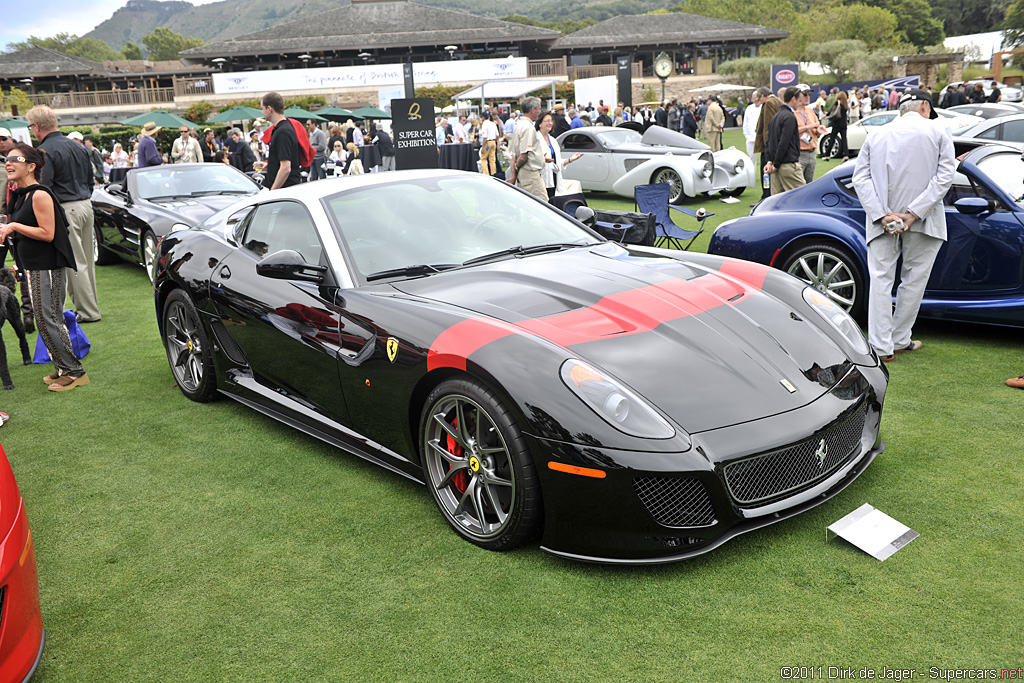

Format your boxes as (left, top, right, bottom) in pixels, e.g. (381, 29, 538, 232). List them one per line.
(27, 105, 101, 323)
(763, 86, 805, 196)
(258, 92, 301, 189)
(372, 125, 395, 172)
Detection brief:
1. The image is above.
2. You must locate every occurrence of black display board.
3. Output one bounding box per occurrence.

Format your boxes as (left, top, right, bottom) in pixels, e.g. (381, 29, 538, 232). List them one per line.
(392, 97, 438, 170)
(403, 61, 415, 100)
(617, 55, 633, 110)
(770, 64, 800, 95)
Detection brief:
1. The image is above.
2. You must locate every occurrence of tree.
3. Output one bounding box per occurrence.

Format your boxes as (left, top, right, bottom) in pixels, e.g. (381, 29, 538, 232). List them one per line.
(0, 87, 33, 117)
(141, 27, 204, 61)
(1006, 0, 1024, 49)
(122, 42, 144, 61)
(863, 0, 945, 47)
(674, 0, 798, 30)
(806, 40, 869, 80)
(716, 57, 776, 85)
(766, 4, 900, 61)
(4, 32, 121, 61)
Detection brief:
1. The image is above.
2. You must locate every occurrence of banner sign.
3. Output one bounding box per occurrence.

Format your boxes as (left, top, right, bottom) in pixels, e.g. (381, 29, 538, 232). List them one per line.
(770, 64, 799, 94)
(617, 55, 633, 110)
(812, 76, 921, 101)
(392, 98, 438, 170)
(213, 57, 527, 95)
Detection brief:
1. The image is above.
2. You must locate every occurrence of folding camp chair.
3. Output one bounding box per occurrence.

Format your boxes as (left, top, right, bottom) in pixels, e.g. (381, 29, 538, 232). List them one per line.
(550, 192, 588, 219)
(633, 183, 711, 251)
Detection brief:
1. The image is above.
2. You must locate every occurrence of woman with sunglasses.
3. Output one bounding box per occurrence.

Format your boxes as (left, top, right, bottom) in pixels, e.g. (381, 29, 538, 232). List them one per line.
(0, 144, 88, 392)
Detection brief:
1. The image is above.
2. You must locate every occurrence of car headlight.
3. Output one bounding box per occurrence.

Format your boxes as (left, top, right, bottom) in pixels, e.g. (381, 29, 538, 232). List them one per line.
(560, 359, 676, 439)
(170, 222, 191, 234)
(803, 288, 870, 356)
(702, 160, 713, 178)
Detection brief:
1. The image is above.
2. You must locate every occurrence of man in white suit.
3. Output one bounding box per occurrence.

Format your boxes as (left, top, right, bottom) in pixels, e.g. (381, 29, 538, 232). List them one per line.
(852, 89, 955, 362)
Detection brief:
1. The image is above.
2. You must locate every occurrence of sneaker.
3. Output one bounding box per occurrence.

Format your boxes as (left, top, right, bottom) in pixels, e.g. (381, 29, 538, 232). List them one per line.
(894, 340, 923, 354)
(1008, 376, 1024, 389)
(0, 412, 8, 426)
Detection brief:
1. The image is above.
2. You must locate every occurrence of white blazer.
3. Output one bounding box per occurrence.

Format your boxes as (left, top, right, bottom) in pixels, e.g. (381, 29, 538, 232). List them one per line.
(539, 132, 568, 194)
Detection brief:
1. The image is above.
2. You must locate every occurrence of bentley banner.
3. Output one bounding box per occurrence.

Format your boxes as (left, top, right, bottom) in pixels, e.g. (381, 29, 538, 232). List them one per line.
(392, 98, 438, 170)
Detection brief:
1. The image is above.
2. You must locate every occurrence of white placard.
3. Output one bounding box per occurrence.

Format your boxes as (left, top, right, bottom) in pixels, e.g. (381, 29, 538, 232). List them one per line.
(213, 57, 528, 95)
(827, 503, 918, 561)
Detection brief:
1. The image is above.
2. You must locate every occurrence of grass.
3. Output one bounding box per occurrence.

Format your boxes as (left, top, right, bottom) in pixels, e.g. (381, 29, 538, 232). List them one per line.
(5, 131, 1022, 681)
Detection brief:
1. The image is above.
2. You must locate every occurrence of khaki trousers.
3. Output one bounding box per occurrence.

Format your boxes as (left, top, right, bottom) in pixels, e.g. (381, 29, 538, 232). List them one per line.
(63, 199, 100, 322)
(770, 162, 805, 195)
(516, 169, 547, 201)
(480, 141, 497, 175)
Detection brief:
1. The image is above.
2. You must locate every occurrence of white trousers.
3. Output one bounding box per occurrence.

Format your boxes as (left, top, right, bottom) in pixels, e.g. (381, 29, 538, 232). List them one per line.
(867, 230, 943, 356)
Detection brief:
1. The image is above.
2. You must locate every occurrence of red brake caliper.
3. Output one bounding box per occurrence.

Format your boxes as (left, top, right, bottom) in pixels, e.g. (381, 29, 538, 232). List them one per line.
(447, 417, 469, 494)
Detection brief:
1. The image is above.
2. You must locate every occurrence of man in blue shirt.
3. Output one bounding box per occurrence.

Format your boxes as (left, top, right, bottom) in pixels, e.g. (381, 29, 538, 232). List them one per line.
(137, 122, 163, 168)
(568, 108, 583, 129)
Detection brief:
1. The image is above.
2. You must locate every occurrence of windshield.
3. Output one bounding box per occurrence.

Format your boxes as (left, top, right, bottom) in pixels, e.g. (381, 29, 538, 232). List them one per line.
(594, 128, 642, 146)
(974, 152, 1024, 202)
(132, 165, 260, 201)
(323, 175, 599, 280)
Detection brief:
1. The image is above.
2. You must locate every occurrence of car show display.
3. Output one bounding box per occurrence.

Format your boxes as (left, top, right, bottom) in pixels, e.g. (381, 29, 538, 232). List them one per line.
(557, 126, 755, 204)
(91, 163, 263, 281)
(154, 170, 888, 564)
(708, 143, 1024, 327)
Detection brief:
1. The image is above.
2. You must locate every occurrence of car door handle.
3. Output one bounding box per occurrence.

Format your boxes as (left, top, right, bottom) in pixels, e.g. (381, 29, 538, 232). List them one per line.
(219, 265, 231, 279)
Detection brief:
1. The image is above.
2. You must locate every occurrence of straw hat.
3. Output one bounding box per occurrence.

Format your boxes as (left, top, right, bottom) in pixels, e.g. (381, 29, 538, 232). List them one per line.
(141, 121, 161, 136)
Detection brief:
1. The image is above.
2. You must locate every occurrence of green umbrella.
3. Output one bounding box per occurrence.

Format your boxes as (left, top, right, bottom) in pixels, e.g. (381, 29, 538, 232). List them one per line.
(350, 105, 391, 120)
(312, 105, 362, 122)
(205, 105, 262, 124)
(119, 109, 199, 129)
(0, 118, 30, 129)
(283, 107, 328, 122)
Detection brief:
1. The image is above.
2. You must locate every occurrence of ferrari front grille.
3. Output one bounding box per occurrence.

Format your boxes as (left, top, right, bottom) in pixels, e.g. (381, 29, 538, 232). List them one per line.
(633, 476, 716, 527)
(724, 402, 868, 506)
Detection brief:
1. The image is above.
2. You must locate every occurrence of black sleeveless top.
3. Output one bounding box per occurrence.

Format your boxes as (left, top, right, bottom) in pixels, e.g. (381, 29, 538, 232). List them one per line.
(9, 184, 76, 271)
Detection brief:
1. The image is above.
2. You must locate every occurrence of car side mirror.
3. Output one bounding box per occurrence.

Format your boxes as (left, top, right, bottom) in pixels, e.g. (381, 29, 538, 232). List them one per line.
(953, 197, 993, 215)
(256, 250, 327, 283)
(575, 206, 595, 226)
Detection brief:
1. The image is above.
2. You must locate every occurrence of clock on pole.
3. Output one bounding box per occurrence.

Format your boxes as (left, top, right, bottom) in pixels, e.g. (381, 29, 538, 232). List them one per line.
(654, 52, 672, 101)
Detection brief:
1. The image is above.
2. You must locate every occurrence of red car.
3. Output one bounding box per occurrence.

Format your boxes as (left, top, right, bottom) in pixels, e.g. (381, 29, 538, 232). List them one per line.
(0, 444, 43, 682)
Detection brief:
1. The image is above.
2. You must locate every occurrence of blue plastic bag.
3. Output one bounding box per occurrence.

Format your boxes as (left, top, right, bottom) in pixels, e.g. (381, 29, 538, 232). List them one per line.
(33, 310, 91, 363)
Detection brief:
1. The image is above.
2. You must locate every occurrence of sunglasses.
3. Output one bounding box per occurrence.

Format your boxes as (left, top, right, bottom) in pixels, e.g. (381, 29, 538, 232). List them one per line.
(0, 137, 8, 142)
(4, 156, 27, 163)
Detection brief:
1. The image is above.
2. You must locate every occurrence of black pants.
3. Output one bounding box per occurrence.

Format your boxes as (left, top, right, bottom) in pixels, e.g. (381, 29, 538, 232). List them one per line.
(0, 242, 35, 330)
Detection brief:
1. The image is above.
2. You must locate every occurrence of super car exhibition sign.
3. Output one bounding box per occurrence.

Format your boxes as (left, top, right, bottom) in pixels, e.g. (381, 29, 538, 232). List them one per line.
(213, 57, 528, 95)
(771, 64, 800, 93)
(392, 98, 438, 170)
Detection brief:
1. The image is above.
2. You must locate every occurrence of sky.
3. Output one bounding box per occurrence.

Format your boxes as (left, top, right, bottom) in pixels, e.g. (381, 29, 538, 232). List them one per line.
(2, 0, 221, 53)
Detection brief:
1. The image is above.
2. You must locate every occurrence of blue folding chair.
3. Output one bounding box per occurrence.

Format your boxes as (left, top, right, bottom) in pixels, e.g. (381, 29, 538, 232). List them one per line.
(633, 183, 711, 251)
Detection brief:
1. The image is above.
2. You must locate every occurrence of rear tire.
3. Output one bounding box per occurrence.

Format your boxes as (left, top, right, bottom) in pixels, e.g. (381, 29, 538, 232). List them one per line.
(652, 167, 685, 204)
(782, 242, 865, 320)
(818, 133, 836, 158)
(420, 377, 541, 551)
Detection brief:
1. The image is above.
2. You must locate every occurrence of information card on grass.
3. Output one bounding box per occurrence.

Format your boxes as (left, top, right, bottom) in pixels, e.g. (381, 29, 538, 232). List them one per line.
(828, 503, 918, 561)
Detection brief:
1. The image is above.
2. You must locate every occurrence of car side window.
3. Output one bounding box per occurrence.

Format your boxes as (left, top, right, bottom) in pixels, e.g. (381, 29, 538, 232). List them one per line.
(561, 134, 597, 151)
(975, 124, 999, 140)
(241, 201, 324, 265)
(999, 119, 1024, 143)
(227, 206, 255, 244)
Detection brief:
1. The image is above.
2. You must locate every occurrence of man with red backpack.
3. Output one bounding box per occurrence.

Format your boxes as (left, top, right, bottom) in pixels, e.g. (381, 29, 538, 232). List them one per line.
(258, 92, 307, 189)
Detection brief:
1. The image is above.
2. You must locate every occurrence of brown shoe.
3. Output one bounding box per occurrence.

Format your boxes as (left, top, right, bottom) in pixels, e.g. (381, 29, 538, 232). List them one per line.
(48, 374, 89, 392)
(1008, 375, 1024, 389)
(43, 371, 61, 384)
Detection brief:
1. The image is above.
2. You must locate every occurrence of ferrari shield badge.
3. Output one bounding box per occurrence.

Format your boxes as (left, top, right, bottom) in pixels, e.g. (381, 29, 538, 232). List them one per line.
(386, 337, 399, 363)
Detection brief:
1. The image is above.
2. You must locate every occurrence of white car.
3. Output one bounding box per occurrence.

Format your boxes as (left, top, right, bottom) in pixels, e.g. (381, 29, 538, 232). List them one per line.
(820, 109, 982, 157)
(557, 126, 756, 204)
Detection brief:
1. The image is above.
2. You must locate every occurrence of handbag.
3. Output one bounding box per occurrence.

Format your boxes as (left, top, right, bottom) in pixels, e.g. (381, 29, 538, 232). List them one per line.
(33, 310, 91, 363)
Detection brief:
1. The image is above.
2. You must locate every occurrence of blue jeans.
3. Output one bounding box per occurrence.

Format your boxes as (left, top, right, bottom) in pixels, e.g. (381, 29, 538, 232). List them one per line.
(309, 158, 327, 181)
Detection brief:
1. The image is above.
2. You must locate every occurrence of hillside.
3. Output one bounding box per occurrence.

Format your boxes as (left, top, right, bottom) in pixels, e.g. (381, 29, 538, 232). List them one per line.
(85, 0, 677, 50)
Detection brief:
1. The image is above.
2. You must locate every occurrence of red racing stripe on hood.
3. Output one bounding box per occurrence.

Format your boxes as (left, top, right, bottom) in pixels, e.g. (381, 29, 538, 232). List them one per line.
(426, 261, 771, 371)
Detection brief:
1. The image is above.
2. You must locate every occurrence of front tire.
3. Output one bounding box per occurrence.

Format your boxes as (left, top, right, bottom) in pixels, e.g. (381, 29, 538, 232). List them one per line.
(162, 289, 217, 402)
(420, 377, 541, 551)
(94, 226, 119, 266)
(652, 167, 685, 204)
(819, 133, 836, 158)
(782, 242, 865, 319)
(719, 186, 746, 198)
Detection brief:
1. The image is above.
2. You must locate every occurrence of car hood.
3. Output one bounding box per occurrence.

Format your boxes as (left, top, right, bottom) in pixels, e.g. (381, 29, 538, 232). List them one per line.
(147, 195, 251, 225)
(393, 245, 853, 433)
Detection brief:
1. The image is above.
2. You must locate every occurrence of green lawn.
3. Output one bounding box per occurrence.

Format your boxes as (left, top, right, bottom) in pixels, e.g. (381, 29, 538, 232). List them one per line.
(4, 136, 1022, 681)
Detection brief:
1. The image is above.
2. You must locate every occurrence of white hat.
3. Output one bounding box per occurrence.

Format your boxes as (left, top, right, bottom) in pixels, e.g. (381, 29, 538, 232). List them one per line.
(0, 127, 11, 138)
(67, 131, 84, 141)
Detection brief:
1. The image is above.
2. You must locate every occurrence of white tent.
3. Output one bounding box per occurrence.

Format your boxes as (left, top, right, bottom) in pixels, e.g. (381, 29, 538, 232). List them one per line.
(454, 79, 558, 113)
(689, 83, 756, 93)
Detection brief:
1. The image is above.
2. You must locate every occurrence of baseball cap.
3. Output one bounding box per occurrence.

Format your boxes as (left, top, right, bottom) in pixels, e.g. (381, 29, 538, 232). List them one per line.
(68, 131, 84, 140)
(796, 83, 811, 92)
(0, 127, 11, 139)
(898, 89, 938, 119)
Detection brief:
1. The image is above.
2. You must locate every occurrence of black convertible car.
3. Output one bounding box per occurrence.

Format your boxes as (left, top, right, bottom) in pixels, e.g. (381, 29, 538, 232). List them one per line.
(92, 163, 261, 280)
(154, 170, 888, 564)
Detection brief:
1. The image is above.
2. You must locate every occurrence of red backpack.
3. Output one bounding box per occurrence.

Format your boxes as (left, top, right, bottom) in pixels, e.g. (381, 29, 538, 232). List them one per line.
(261, 118, 315, 167)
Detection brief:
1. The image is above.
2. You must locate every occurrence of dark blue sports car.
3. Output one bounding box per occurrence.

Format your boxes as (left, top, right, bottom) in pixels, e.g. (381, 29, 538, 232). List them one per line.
(708, 142, 1024, 327)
